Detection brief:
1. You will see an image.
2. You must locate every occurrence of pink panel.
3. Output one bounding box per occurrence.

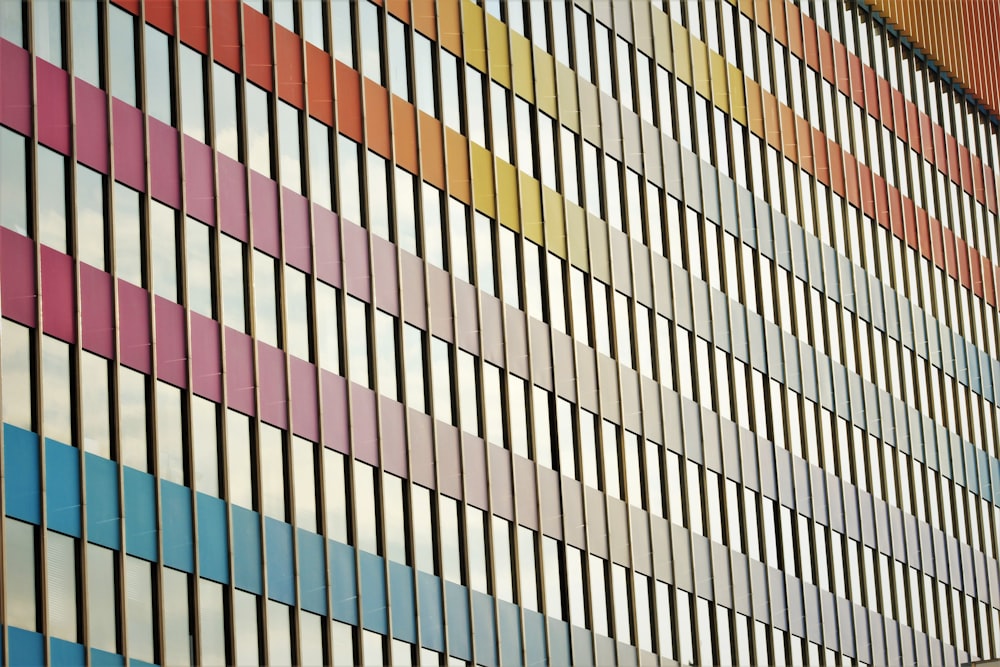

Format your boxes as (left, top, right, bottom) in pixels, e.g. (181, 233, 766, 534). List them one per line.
(282, 188, 311, 272)
(40, 246, 75, 343)
(371, 235, 399, 316)
(342, 222, 371, 302)
(117, 279, 151, 373)
(250, 171, 280, 257)
(112, 99, 145, 192)
(432, 268, 457, 344)
(321, 370, 349, 454)
(400, 253, 426, 329)
(0, 41, 31, 136)
(218, 154, 248, 241)
(462, 435, 489, 511)
(224, 326, 256, 415)
(312, 206, 341, 287)
(349, 383, 378, 465)
(290, 356, 319, 442)
(184, 136, 215, 224)
(379, 396, 407, 478)
(257, 341, 288, 429)
(35, 59, 70, 154)
(190, 314, 222, 402)
(75, 80, 109, 173)
(488, 444, 514, 520)
(154, 296, 188, 388)
(79, 264, 113, 357)
(148, 119, 181, 209)
(436, 424, 463, 501)
(408, 409, 436, 490)
(0, 229, 37, 327)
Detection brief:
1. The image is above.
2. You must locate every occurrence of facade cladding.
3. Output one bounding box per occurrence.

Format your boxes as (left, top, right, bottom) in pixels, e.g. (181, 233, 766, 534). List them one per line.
(6, 0, 1000, 666)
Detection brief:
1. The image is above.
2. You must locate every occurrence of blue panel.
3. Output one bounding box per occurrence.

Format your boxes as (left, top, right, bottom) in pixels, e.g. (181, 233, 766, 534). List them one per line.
(388, 561, 416, 644)
(45, 438, 81, 536)
(123, 467, 157, 561)
(196, 493, 229, 584)
(571, 625, 595, 667)
(298, 529, 327, 615)
(265, 518, 295, 605)
(160, 480, 193, 572)
(4, 425, 41, 524)
(8, 627, 44, 666)
(359, 551, 387, 634)
(472, 592, 497, 667)
(523, 609, 547, 666)
(328, 540, 358, 625)
(50, 637, 86, 666)
(85, 453, 120, 549)
(90, 647, 125, 667)
(548, 618, 571, 667)
(498, 600, 522, 666)
(417, 571, 444, 652)
(129, 660, 157, 667)
(231, 506, 262, 594)
(445, 581, 471, 661)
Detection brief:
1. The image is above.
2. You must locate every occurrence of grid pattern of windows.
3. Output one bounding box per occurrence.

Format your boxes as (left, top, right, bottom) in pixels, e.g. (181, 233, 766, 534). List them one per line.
(2, 0, 1000, 665)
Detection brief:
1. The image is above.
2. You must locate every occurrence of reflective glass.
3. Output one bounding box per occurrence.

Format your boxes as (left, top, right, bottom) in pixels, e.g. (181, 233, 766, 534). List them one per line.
(213, 64, 240, 159)
(261, 424, 287, 521)
(192, 396, 220, 497)
(157, 382, 184, 485)
(126, 556, 154, 663)
(150, 201, 178, 301)
(220, 233, 247, 332)
(278, 101, 304, 193)
(6, 519, 37, 631)
(199, 579, 227, 665)
(81, 351, 110, 457)
(119, 366, 149, 471)
(146, 26, 173, 125)
(75, 163, 106, 268)
(246, 83, 273, 177)
(109, 6, 137, 105)
(286, 265, 311, 360)
(186, 217, 214, 317)
(37, 146, 67, 251)
(163, 568, 193, 666)
(253, 250, 279, 347)
(0, 128, 28, 236)
(113, 184, 143, 286)
(234, 591, 260, 667)
(87, 543, 117, 652)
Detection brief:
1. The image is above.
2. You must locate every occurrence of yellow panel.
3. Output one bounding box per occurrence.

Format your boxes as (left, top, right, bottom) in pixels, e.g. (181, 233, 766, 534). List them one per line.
(511, 32, 535, 104)
(495, 159, 520, 233)
(542, 186, 567, 259)
(519, 173, 543, 246)
(486, 16, 510, 87)
(691, 38, 711, 99)
(671, 23, 692, 85)
(462, 1, 487, 73)
(565, 201, 589, 273)
(710, 51, 729, 112)
(471, 143, 496, 218)
(652, 11, 673, 71)
(728, 63, 747, 125)
(556, 63, 580, 132)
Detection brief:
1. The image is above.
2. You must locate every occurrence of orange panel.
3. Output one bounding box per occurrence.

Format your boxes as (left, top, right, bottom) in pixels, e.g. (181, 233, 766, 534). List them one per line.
(834, 43, 850, 92)
(211, 0, 243, 72)
(387, 0, 410, 22)
(335, 62, 363, 143)
(786, 3, 803, 57)
(919, 114, 934, 162)
(917, 210, 932, 261)
(958, 238, 972, 289)
(863, 67, 878, 120)
(306, 44, 334, 126)
(818, 30, 835, 85)
(891, 91, 906, 141)
(888, 186, 904, 239)
(181, 0, 211, 53)
(412, 0, 437, 39)
(844, 153, 860, 209)
(779, 104, 796, 157)
(984, 257, 996, 306)
(947, 135, 959, 181)
(437, 0, 463, 56)
(971, 246, 983, 296)
(276, 25, 304, 109)
(812, 127, 829, 186)
(974, 154, 986, 201)
(905, 103, 920, 151)
(859, 163, 875, 220)
(745, 79, 765, 138)
(988, 171, 998, 214)
(878, 79, 892, 131)
(960, 146, 973, 194)
(802, 16, 820, 71)
(849, 56, 865, 102)
(146, 1, 175, 35)
(754, 0, 771, 32)
(769, 0, 786, 43)
(419, 112, 446, 190)
(828, 137, 844, 194)
(392, 96, 419, 175)
(445, 128, 471, 204)
(762, 93, 780, 150)
(932, 125, 946, 169)
(943, 227, 959, 281)
(795, 116, 812, 175)
(903, 197, 916, 245)
(243, 6, 273, 91)
(364, 79, 392, 159)
(874, 175, 889, 230)
(931, 220, 946, 269)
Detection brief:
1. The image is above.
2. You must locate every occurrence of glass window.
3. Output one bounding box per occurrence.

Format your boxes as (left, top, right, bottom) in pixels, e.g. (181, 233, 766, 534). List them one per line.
(448, 197, 471, 282)
(602, 420, 622, 498)
(572, 7, 593, 82)
(360, 1, 384, 84)
(324, 449, 349, 543)
(213, 64, 240, 159)
(285, 265, 312, 360)
(40, 336, 71, 446)
(395, 167, 419, 255)
(37, 146, 67, 252)
(354, 461, 379, 553)
(515, 97, 536, 176)
(267, 601, 293, 666)
(109, 6, 137, 105)
(307, 118, 333, 210)
(162, 568, 192, 666)
(331, 0, 355, 67)
(119, 366, 149, 471)
(192, 396, 220, 497)
(234, 590, 260, 667)
(375, 310, 399, 400)
(589, 555, 609, 636)
(181, 45, 209, 140)
(299, 610, 325, 667)
(616, 36, 634, 110)
(595, 21, 614, 95)
(605, 155, 623, 232)
(388, 17, 411, 101)
(499, 226, 521, 309)
(71, 0, 100, 85)
(0, 128, 28, 236)
(150, 202, 179, 302)
(302, 0, 326, 49)
(556, 397, 576, 479)
(346, 295, 371, 388)
(614, 291, 634, 368)
(493, 516, 514, 602)
(466, 66, 487, 146)
(316, 281, 341, 374)
(583, 142, 603, 217)
(76, 163, 106, 269)
(6, 519, 38, 631)
(440, 51, 462, 131)
(592, 278, 612, 357)
(467, 506, 489, 593)
(87, 543, 118, 652)
(475, 213, 497, 296)
(383, 473, 408, 564)
(458, 350, 481, 436)
(186, 217, 215, 318)
(508, 374, 529, 459)
(126, 556, 155, 663)
(414, 33, 437, 118)
(422, 182, 445, 269)
(246, 83, 273, 177)
(439, 495, 462, 583)
(199, 579, 227, 665)
(366, 150, 391, 238)
(278, 101, 304, 193)
(253, 250, 280, 347)
(523, 239, 544, 321)
(261, 424, 287, 521)
(518, 526, 540, 611)
(114, 184, 144, 286)
(82, 351, 111, 457)
(220, 234, 248, 332)
(157, 382, 184, 485)
(532, 386, 554, 468)
(547, 254, 567, 333)
(560, 126, 580, 205)
(538, 111, 558, 191)
(431, 337, 454, 425)
(483, 362, 504, 448)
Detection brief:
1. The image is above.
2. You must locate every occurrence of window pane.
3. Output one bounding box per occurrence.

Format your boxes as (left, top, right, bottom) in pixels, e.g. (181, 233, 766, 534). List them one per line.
(113, 184, 144, 286)
(253, 250, 280, 347)
(308, 118, 333, 210)
(145, 26, 174, 125)
(261, 424, 287, 521)
(81, 351, 110, 456)
(346, 296, 371, 388)
(192, 396, 220, 496)
(37, 146, 67, 251)
(163, 568, 193, 665)
(126, 556, 155, 663)
(119, 367, 149, 470)
(1, 319, 33, 430)
(76, 164, 106, 269)
(87, 543, 117, 652)
(293, 436, 318, 532)
(213, 64, 240, 159)
(366, 151, 391, 238)
(403, 323, 426, 412)
(150, 202, 178, 301)
(354, 461, 379, 554)
(332, 0, 355, 67)
(186, 217, 215, 317)
(338, 135, 362, 224)
(157, 382, 185, 485)
(388, 17, 411, 101)
(360, 2, 384, 84)
(384, 473, 408, 564)
(220, 234, 247, 332)
(431, 337, 453, 424)
(285, 265, 312, 360)
(109, 6, 137, 105)
(324, 449, 349, 543)
(6, 519, 37, 631)
(267, 601, 293, 666)
(278, 101, 304, 193)
(246, 83, 273, 177)
(234, 591, 260, 667)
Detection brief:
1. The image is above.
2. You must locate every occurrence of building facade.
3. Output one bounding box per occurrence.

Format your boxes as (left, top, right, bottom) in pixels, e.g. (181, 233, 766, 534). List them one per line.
(2, 0, 1000, 665)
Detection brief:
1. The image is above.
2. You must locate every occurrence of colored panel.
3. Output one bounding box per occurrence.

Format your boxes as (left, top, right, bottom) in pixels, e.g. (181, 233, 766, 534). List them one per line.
(276, 24, 304, 109)
(389, 561, 417, 644)
(487, 16, 510, 87)
(210, 0, 240, 70)
(342, 222, 371, 301)
(437, 0, 462, 55)
(112, 98, 146, 192)
(243, 5, 274, 91)
(0, 41, 31, 136)
(36, 58, 70, 154)
(523, 609, 547, 666)
(257, 341, 288, 430)
(161, 480, 194, 572)
(149, 119, 181, 209)
(511, 33, 535, 104)
(298, 528, 327, 615)
(548, 618, 571, 667)
(265, 517, 296, 604)
(364, 79, 392, 159)
(117, 279, 151, 374)
(349, 384, 378, 466)
(392, 96, 419, 174)
(46, 438, 81, 537)
(154, 296, 188, 389)
(329, 539, 359, 624)
(251, 170, 281, 256)
(471, 143, 496, 218)
(8, 627, 44, 666)
(190, 313, 222, 402)
(4, 424, 41, 524)
(306, 44, 334, 126)
(217, 154, 248, 241)
(498, 600, 523, 666)
(473, 592, 498, 667)
(446, 128, 471, 204)
(335, 62, 363, 143)
(413, 0, 437, 39)
(75, 80, 109, 173)
(232, 505, 263, 594)
(85, 452, 121, 549)
(123, 467, 158, 561)
(283, 188, 311, 271)
(418, 571, 445, 652)
(445, 581, 471, 661)
(40, 245, 75, 343)
(90, 648, 125, 667)
(196, 492, 229, 583)
(321, 370, 350, 454)
(225, 327, 256, 415)
(418, 112, 446, 189)
(145, 0, 175, 34)
(312, 205, 342, 287)
(462, 2, 486, 71)
(372, 235, 399, 316)
(184, 135, 215, 224)
(1, 227, 37, 327)
(50, 637, 86, 667)
(495, 159, 519, 232)
(290, 356, 320, 442)
(80, 264, 114, 357)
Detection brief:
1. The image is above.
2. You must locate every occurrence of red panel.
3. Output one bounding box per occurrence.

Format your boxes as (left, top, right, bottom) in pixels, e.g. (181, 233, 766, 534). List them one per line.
(40, 246, 75, 344)
(933, 125, 946, 172)
(321, 370, 349, 454)
(828, 137, 844, 193)
(795, 116, 812, 174)
(812, 127, 829, 185)
(112, 99, 146, 192)
(931, 220, 945, 268)
(873, 175, 889, 230)
(290, 357, 319, 443)
(364, 79, 392, 159)
(80, 264, 113, 358)
(859, 164, 875, 220)
(878, 79, 892, 132)
(146, 0, 176, 35)
(959, 145, 973, 194)
(243, 6, 274, 91)
(190, 313, 222, 402)
(276, 24, 304, 109)
(306, 44, 334, 126)
(863, 67, 879, 121)
(971, 247, 983, 297)
(802, 16, 820, 71)
(947, 135, 959, 183)
(149, 119, 181, 209)
(250, 171, 280, 257)
(903, 197, 917, 246)
(834, 43, 850, 92)
(110, 0, 139, 15)
(225, 327, 256, 416)
(178, 0, 208, 51)
(283, 188, 312, 272)
(218, 154, 249, 242)
(818, 29, 835, 84)
(849, 55, 865, 102)
(786, 4, 802, 58)
(888, 186, 904, 238)
(75, 80, 108, 173)
(0, 41, 32, 136)
(844, 153, 860, 209)
(917, 210, 932, 261)
(184, 135, 215, 225)
(36, 59, 70, 154)
(919, 114, 934, 162)
(257, 342, 288, 430)
(0, 229, 35, 328)
(984, 256, 996, 306)
(973, 155, 986, 201)
(154, 296, 188, 389)
(335, 62, 363, 142)
(957, 237, 971, 289)
(118, 279, 151, 374)
(312, 205, 342, 288)
(906, 103, 920, 152)
(943, 227, 959, 281)
(210, 0, 241, 71)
